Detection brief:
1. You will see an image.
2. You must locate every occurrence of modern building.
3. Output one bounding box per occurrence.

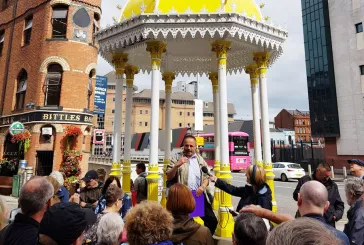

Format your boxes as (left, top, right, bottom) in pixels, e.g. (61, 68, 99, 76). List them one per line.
(0, 0, 101, 174)
(172, 80, 198, 98)
(274, 109, 312, 142)
(92, 71, 236, 155)
(301, 0, 364, 167)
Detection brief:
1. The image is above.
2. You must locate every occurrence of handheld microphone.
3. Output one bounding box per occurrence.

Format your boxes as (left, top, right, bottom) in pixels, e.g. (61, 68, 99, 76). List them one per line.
(201, 166, 212, 177)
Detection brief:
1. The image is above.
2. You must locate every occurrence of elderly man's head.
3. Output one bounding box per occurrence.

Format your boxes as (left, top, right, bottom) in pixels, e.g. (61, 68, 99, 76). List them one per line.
(97, 213, 124, 245)
(344, 177, 364, 206)
(19, 177, 54, 220)
(298, 180, 329, 216)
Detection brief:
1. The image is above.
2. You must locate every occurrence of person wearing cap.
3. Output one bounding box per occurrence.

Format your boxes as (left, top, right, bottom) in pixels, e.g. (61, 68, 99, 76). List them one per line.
(77, 170, 103, 209)
(348, 159, 364, 179)
(38, 202, 96, 245)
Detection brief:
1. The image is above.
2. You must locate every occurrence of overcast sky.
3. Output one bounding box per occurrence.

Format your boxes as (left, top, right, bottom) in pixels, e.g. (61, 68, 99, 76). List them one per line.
(96, 0, 309, 121)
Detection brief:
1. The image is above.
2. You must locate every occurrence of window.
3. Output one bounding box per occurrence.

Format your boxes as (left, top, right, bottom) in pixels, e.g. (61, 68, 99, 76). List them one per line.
(23, 16, 32, 45)
(179, 123, 182, 127)
(145, 110, 148, 114)
(360, 65, 364, 75)
(193, 112, 195, 116)
(303, 128, 306, 134)
(106, 134, 112, 146)
(15, 70, 27, 110)
(97, 114, 104, 129)
(87, 71, 94, 110)
(140, 110, 142, 114)
(139, 122, 142, 127)
(187, 112, 190, 116)
(113, 97, 115, 102)
(179, 111, 182, 116)
(356, 23, 363, 33)
(145, 122, 148, 126)
(92, 14, 99, 45)
(187, 123, 190, 127)
(52, 6, 68, 38)
(0, 30, 4, 56)
(1, 0, 9, 10)
(112, 109, 115, 113)
(107, 85, 115, 90)
(44, 64, 62, 106)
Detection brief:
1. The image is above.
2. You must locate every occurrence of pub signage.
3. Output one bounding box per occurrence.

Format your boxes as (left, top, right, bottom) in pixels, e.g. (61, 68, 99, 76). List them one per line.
(0, 111, 93, 127)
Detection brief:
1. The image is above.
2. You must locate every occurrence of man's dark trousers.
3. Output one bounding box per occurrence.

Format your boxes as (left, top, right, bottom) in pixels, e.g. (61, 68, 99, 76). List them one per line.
(201, 194, 218, 235)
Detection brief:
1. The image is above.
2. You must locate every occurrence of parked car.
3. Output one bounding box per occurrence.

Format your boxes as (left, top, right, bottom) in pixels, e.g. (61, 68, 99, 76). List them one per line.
(272, 162, 306, 182)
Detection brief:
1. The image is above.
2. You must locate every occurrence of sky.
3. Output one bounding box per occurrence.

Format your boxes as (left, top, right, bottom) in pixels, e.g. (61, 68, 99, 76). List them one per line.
(96, 0, 309, 121)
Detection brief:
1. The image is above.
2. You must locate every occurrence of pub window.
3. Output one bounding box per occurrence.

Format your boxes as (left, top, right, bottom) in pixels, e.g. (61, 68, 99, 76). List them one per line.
(0, 30, 4, 56)
(44, 64, 62, 107)
(52, 6, 68, 38)
(87, 70, 94, 110)
(15, 69, 27, 110)
(92, 13, 99, 45)
(23, 16, 33, 45)
(360, 65, 364, 75)
(356, 23, 363, 33)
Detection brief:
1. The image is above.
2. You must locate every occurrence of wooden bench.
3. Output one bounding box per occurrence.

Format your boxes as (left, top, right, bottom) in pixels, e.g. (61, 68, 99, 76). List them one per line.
(0, 176, 13, 196)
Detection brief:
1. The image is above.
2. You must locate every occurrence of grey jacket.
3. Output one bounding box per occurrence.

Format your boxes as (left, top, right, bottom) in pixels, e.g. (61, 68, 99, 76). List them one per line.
(344, 199, 364, 245)
(134, 172, 148, 203)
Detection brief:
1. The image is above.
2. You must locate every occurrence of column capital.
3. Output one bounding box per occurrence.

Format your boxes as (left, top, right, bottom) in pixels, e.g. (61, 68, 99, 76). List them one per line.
(162, 72, 175, 93)
(146, 40, 167, 68)
(253, 52, 270, 74)
(245, 64, 259, 84)
(112, 53, 128, 76)
(211, 40, 232, 58)
(208, 72, 219, 93)
(125, 65, 139, 87)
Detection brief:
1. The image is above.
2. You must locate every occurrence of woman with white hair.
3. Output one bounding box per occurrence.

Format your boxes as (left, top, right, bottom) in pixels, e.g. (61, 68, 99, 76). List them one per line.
(50, 171, 69, 203)
(343, 177, 364, 245)
(97, 213, 124, 245)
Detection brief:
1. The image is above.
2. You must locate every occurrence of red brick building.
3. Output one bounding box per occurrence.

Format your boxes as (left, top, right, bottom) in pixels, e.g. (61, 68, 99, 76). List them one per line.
(274, 109, 313, 142)
(0, 0, 101, 175)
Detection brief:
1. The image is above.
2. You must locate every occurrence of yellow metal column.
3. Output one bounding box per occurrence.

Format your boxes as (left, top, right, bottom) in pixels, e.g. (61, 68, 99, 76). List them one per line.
(254, 52, 277, 212)
(161, 72, 175, 207)
(146, 40, 167, 201)
(211, 40, 234, 238)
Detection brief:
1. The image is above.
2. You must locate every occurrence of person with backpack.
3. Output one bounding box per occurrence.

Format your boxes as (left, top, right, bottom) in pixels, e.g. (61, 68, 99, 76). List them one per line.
(134, 163, 148, 204)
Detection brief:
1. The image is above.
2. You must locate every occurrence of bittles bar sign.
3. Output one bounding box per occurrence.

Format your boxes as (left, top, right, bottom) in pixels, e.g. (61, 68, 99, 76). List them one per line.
(0, 111, 93, 127)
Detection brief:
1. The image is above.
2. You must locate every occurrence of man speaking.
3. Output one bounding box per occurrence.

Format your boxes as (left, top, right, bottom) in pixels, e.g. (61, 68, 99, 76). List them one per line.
(166, 135, 218, 234)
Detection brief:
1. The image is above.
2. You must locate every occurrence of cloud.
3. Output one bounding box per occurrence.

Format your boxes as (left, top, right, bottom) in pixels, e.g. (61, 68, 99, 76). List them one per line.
(97, 0, 308, 120)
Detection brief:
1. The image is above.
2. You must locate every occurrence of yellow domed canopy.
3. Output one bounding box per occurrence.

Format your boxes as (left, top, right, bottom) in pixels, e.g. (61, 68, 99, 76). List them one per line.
(120, 0, 262, 21)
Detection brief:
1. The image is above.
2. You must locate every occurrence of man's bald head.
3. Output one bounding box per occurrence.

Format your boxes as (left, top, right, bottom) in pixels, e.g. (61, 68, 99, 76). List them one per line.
(299, 181, 328, 209)
(20, 177, 54, 216)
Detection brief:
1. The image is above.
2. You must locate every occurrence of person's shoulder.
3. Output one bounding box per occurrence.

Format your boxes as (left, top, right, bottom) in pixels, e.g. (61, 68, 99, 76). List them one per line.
(332, 229, 350, 244)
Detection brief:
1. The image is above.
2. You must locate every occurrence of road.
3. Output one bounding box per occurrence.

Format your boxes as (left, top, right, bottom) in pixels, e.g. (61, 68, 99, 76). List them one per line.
(225, 172, 349, 231)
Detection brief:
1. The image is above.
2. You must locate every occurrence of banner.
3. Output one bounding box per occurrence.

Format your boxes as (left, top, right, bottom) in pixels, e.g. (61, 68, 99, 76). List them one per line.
(93, 129, 105, 144)
(94, 75, 108, 115)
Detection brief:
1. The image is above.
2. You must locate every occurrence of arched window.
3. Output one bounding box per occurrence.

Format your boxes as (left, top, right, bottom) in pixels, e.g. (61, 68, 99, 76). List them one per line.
(87, 70, 95, 110)
(44, 64, 63, 106)
(16, 69, 27, 110)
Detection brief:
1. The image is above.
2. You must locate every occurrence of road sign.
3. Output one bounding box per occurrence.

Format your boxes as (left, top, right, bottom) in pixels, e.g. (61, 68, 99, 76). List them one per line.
(195, 136, 204, 147)
(9, 122, 25, 136)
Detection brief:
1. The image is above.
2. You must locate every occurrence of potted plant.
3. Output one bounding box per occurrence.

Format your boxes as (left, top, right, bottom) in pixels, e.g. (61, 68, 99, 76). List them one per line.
(0, 158, 19, 177)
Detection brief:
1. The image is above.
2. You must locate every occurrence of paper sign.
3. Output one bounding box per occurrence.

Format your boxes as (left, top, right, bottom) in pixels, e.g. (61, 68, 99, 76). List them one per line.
(189, 190, 205, 218)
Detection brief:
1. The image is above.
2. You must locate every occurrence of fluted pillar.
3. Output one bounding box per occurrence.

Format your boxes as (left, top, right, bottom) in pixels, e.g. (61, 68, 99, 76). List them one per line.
(211, 40, 234, 238)
(160, 72, 175, 207)
(208, 72, 221, 211)
(122, 65, 139, 195)
(245, 64, 262, 166)
(146, 40, 166, 201)
(111, 53, 128, 164)
(254, 52, 276, 212)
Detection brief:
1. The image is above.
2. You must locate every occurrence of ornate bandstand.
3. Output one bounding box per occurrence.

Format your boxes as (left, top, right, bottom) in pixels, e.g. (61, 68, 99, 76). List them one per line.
(95, 0, 288, 238)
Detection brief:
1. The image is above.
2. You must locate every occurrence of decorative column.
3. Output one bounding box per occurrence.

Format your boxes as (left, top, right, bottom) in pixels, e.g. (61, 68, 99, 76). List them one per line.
(245, 64, 263, 166)
(111, 53, 128, 164)
(209, 72, 221, 211)
(123, 65, 139, 195)
(211, 40, 234, 238)
(254, 52, 276, 212)
(160, 72, 175, 207)
(146, 40, 166, 201)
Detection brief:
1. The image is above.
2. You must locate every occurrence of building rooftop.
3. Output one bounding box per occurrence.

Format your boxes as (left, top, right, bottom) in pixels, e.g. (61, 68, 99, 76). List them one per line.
(133, 89, 196, 100)
(203, 102, 236, 115)
(285, 109, 310, 116)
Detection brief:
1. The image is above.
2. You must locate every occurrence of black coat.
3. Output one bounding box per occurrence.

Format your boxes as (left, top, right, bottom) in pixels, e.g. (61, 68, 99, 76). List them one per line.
(214, 179, 272, 212)
(293, 172, 344, 227)
(344, 199, 364, 245)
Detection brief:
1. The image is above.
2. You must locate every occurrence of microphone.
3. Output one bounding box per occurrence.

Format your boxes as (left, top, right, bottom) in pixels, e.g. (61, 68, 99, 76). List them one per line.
(201, 166, 212, 177)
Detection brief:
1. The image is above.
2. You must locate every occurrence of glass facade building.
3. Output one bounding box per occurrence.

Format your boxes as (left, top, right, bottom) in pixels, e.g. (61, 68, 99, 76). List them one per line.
(301, 0, 340, 137)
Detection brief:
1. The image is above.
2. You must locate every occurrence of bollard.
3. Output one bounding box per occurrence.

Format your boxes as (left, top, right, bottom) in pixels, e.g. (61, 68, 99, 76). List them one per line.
(330, 166, 335, 179)
(308, 164, 312, 178)
(343, 167, 347, 179)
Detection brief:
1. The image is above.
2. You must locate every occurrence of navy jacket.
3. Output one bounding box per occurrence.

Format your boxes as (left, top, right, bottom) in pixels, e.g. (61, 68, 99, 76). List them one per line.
(304, 214, 350, 245)
(293, 173, 344, 227)
(344, 199, 364, 245)
(214, 178, 272, 212)
(58, 186, 69, 203)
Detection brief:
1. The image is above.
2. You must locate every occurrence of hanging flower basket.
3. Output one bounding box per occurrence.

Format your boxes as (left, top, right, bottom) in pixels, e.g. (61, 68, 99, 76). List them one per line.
(11, 130, 31, 153)
(65, 126, 82, 150)
(60, 150, 82, 191)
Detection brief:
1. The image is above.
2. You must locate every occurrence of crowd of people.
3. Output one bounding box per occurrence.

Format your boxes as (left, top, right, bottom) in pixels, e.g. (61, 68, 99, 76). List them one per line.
(0, 136, 363, 245)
